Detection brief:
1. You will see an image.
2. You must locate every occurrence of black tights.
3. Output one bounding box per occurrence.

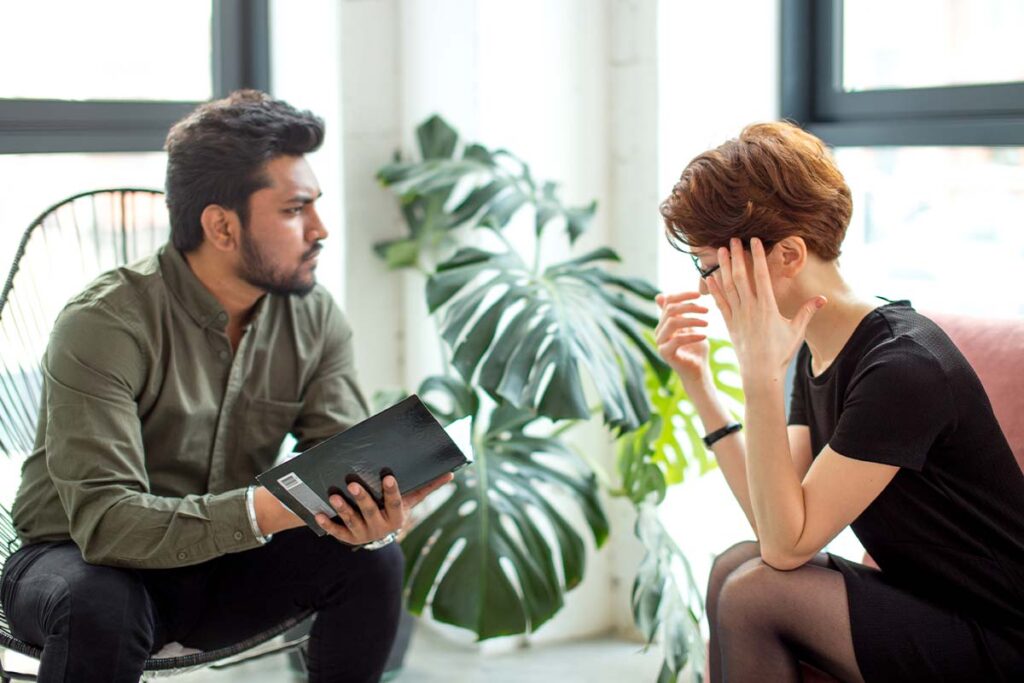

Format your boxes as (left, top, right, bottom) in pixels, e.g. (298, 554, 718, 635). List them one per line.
(706, 541, 865, 683)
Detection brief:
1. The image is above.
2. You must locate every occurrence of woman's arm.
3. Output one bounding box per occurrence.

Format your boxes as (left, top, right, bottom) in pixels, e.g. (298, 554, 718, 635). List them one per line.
(657, 294, 824, 538)
(706, 238, 899, 570)
(742, 376, 897, 569)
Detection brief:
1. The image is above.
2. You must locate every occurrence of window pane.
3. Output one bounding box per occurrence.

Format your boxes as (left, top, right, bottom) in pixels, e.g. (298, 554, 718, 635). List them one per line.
(0, 1, 212, 101)
(0, 152, 167, 263)
(0, 153, 167, 488)
(835, 146, 1024, 318)
(843, 0, 1024, 92)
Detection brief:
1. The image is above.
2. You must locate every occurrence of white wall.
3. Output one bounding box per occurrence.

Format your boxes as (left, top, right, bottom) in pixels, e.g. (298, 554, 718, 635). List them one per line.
(274, 0, 789, 647)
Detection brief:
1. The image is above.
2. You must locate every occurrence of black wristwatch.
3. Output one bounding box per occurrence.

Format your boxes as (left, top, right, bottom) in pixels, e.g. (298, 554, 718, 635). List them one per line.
(702, 422, 742, 448)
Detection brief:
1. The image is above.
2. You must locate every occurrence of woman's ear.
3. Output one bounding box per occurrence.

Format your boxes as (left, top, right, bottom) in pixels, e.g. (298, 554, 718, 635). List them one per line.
(775, 236, 807, 277)
(199, 204, 242, 252)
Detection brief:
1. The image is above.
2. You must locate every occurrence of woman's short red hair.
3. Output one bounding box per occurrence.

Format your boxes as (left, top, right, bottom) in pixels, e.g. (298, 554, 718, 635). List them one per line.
(660, 121, 852, 261)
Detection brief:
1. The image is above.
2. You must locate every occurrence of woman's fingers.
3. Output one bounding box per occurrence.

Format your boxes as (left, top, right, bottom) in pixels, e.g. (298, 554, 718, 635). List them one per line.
(750, 237, 776, 308)
(656, 295, 708, 338)
(705, 271, 732, 321)
(657, 291, 702, 309)
(729, 237, 756, 302)
(717, 246, 742, 310)
(663, 301, 709, 317)
(659, 331, 708, 362)
(656, 303, 708, 340)
(656, 315, 709, 345)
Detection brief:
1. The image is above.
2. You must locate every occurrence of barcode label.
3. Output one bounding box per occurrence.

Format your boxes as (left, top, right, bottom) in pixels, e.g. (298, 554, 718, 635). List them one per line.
(277, 472, 335, 517)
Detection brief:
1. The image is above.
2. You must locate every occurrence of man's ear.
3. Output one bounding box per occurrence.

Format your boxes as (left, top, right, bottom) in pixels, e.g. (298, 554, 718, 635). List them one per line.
(775, 236, 808, 277)
(199, 204, 242, 252)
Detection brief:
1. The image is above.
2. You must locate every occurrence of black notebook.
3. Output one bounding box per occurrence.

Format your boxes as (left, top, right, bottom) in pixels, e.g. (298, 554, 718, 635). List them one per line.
(256, 395, 469, 536)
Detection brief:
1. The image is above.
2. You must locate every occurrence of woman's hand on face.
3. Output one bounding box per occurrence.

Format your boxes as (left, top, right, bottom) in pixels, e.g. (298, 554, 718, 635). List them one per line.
(655, 291, 710, 383)
(705, 237, 825, 386)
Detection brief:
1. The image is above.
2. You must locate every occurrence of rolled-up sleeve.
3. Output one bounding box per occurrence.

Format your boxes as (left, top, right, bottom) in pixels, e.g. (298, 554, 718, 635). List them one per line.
(44, 301, 263, 568)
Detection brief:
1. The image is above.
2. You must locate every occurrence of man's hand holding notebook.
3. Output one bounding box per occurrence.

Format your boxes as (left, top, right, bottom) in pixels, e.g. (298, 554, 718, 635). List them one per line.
(255, 395, 470, 545)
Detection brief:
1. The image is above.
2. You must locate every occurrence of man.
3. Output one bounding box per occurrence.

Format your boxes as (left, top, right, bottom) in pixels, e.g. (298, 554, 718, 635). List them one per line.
(0, 90, 450, 683)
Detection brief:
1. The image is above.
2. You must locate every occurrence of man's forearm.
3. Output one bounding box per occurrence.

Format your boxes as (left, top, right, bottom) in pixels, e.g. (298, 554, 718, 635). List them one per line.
(685, 375, 758, 534)
(253, 486, 305, 535)
(743, 377, 805, 564)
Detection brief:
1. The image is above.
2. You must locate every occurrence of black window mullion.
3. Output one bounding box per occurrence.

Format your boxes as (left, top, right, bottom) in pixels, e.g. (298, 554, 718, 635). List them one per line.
(782, 0, 1024, 147)
(0, 0, 270, 155)
(0, 100, 197, 154)
(213, 0, 271, 97)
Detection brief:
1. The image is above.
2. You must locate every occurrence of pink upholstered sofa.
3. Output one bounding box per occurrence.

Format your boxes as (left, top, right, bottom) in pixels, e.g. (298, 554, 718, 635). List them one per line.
(801, 311, 1024, 682)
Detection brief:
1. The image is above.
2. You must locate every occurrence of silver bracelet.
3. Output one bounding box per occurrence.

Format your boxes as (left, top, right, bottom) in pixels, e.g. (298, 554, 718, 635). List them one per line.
(358, 530, 399, 551)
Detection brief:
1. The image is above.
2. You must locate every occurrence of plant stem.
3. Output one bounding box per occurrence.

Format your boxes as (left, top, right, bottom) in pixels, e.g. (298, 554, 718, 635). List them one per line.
(532, 229, 542, 278)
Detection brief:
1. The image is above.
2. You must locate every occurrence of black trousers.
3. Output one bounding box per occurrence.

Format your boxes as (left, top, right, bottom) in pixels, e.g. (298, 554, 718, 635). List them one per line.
(0, 528, 404, 683)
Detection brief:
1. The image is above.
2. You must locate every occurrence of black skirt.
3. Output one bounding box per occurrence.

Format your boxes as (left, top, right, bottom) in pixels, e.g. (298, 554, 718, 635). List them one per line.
(828, 554, 1024, 683)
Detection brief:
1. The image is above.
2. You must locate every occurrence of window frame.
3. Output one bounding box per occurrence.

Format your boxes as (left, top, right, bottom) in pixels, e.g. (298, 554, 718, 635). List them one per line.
(781, 0, 1024, 146)
(0, 0, 270, 154)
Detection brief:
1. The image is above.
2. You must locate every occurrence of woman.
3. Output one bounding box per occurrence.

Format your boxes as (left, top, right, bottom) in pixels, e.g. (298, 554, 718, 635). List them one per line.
(655, 122, 1024, 682)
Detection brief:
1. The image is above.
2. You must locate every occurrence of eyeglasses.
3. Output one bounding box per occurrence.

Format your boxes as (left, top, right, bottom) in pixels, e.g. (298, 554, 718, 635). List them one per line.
(689, 239, 776, 280)
(691, 254, 720, 279)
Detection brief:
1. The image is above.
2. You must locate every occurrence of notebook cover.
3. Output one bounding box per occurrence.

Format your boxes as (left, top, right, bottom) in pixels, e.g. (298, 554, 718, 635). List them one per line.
(256, 395, 469, 536)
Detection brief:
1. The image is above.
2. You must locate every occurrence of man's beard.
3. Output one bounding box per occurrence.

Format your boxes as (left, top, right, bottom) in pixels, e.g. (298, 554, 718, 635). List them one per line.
(238, 232, 321, 297)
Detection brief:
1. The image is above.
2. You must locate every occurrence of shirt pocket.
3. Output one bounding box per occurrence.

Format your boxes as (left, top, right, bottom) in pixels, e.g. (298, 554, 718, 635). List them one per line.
(241, 396, 304, 472)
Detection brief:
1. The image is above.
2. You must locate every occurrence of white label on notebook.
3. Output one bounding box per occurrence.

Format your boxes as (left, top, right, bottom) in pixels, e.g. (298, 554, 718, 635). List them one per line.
(278, 472, 335, 517)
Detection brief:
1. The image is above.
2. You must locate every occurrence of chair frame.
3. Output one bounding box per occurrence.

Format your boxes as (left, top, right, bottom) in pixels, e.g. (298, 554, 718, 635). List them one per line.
(0, 189, 311, 682)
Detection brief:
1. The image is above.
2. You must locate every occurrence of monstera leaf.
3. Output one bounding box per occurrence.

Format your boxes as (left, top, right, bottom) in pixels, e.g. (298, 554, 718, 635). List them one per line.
(617, 337, 741, 681)
(632, 336, 744, 488)
(376, 115, 597, 270)
(402, 402, 609, 639)
(425, 245, 669, 432)
(632, 503, 706, 683)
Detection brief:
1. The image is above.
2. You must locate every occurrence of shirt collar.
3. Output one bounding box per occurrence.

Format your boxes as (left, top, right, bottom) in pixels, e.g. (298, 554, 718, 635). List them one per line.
(158, 243, 267, 332)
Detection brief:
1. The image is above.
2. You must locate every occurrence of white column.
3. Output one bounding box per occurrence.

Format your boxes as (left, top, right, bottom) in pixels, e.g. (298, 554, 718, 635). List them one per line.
(606, 0, 662, 636)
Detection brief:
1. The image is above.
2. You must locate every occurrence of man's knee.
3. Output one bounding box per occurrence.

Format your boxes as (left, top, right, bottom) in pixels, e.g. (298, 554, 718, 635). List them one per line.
(63, 564, 156, 643)
(9, 556, 157, 662)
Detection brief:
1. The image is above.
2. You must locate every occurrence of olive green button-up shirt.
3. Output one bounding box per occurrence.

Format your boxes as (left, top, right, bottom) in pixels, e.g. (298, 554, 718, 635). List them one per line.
(12, 245, 369, 568)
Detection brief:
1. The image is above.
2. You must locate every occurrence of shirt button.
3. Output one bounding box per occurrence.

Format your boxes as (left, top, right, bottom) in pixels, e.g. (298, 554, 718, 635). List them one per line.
(177, 551, 188, 561)
(233, 530, 244, 541)
(217, 312, 227, 323)
(218, 349, 230, 361)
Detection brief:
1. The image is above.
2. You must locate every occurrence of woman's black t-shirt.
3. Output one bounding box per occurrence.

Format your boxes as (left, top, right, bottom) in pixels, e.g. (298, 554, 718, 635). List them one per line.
(788, 300, 1024, 629)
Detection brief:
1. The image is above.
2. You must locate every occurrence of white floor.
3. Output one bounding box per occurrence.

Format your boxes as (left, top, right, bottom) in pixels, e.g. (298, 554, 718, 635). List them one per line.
(167, 621, 667, 683)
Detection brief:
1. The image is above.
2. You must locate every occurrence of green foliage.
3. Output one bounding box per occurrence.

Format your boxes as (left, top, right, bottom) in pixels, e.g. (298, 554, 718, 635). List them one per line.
(632, 503, 706, 683)
(614, 337, 741, 681)
(378, 115, 728, 682)
(622, 336, 743, 493)
(402, 398, 608, 639)
(425, 245, 665, 432)
(376, 115, 598, 271)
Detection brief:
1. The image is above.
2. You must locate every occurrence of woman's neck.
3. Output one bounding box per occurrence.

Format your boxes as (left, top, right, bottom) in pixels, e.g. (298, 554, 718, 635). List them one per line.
(797, 267, 880, 376)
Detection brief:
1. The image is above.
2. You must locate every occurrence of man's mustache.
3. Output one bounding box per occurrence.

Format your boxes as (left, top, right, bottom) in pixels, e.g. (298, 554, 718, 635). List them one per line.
(303, 243, 323, 261)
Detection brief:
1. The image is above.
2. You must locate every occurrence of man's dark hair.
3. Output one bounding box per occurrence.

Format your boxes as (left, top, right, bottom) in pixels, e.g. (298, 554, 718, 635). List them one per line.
(164, 89, 325, 252)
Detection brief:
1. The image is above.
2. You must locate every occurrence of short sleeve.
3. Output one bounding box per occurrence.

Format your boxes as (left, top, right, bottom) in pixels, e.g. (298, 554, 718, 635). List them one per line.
(829, 339, 955, 471)
(787, 345, 809, 427)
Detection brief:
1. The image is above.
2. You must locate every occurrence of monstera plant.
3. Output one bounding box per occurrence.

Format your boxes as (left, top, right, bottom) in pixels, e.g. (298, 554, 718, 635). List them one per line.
(376, 116, 742, 681)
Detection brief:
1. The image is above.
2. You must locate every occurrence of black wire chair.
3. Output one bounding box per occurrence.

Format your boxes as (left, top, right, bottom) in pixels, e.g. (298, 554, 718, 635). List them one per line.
(0, 189, 311, 682)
